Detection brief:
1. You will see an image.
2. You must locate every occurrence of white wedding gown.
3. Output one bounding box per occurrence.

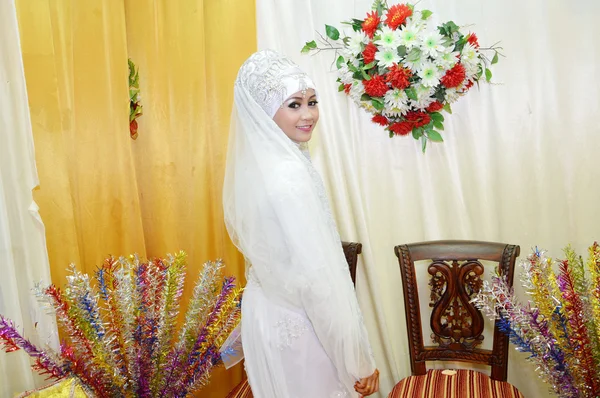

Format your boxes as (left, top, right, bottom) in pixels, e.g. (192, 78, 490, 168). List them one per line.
(223, 50, 376, 398)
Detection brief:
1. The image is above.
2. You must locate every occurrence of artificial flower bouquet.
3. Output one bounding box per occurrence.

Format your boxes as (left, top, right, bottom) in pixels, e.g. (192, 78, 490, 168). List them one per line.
(303, 0, 501, 151)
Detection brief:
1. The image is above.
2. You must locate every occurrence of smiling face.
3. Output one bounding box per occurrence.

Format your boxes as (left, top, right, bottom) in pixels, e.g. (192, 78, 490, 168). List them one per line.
(272, 88, 319, 143)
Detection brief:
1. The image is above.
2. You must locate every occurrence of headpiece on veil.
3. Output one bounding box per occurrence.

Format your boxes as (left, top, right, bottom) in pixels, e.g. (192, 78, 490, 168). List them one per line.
(235, 49, 318, 118)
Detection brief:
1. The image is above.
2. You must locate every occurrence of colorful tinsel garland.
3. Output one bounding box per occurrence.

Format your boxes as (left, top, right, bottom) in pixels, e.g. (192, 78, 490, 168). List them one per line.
(473, 244, 600, 398)
(0, 252, 242, 398)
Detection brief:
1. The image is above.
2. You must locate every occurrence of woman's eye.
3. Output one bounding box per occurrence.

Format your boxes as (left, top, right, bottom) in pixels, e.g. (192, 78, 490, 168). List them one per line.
(309, 101, 319, 106)
(288, 102, 300, 109)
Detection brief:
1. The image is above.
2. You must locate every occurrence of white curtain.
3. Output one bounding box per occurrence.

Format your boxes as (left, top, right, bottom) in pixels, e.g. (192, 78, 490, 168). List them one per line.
(257, 0, 600, 397)
(0, 0, 59, 396)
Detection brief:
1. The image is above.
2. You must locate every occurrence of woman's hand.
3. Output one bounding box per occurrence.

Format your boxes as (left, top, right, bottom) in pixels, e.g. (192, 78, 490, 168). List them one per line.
(354, 368, 379, 397)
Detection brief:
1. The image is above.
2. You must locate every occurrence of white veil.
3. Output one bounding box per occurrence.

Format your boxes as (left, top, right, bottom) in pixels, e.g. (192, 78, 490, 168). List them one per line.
(223, 50, 375, 391)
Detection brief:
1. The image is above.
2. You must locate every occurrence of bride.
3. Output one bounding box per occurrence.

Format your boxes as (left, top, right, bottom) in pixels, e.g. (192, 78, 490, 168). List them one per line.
(223, 49, 379, 398)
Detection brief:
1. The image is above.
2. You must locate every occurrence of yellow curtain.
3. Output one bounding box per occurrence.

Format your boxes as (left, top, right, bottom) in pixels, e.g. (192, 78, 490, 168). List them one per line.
(15, 0, 255, 396)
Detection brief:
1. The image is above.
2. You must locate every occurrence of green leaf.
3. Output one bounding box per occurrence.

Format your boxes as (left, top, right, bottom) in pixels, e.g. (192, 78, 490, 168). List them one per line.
(407, 47, 422, 62)
(301, 40, 317, 54)
(361, 93, 372, 102)
(371, 99, 384, 111)
(352, 71, 363, 80)
(342, 37, 351, 46)
(325, 25, 340, 41)
(405, 87, 418, 101)
(336, 56, 345, 70)
(421, 135, 427, 152)
(412, 127, 423, 140)
(430, 112, 444, 123)
(433, 121, 444, 130)
(397, 45, 407, 57)
(427, 130, 444, 142)
(491, 52, 499, 65)
(443, 103, 452, 114)
(485, 68, 492, 81)
(347, 63, 359, 73)
(351, 18, 363, 32)
(361, 69, 371, 80)
(389, 130, 394, 138)
(421, 10, 433, 20)
(338, 83, 346, 92)
(362, 61, 376, 70)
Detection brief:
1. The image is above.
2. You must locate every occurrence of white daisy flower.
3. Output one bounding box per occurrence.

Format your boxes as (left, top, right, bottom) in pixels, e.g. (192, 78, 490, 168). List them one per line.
(337, 63, 354, 85)
(383, 106, 409, 118)
(348, 81, 365, 103)
(463, 62, 480, 81)
(460, 43, 479, 65)
(420, 31, 445, 58)
(375, 48, 401, 68)
(435, 48, 459, 70)
(374, 26, 401, 50)
(398, 24, 420, 49)
(347, 31, 368, 56)
(404, 16, 426, 34)
(384, 89, 410, 115)
(444, 87, 462, 103)
(410, 83, 435, 110)
(417, 61, 442, 87)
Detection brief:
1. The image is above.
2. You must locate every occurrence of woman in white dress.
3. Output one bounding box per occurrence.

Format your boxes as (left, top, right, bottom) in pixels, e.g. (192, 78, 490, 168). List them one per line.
(223, 50, 379, 398)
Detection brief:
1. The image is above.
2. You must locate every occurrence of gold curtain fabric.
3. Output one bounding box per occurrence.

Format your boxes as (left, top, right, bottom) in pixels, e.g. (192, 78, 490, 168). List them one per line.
(15, 1, 255, 395)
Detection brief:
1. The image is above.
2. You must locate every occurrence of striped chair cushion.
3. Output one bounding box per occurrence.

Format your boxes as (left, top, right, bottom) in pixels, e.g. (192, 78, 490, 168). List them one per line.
(226, 379, 253, 398)
(388, 369, 524, 398)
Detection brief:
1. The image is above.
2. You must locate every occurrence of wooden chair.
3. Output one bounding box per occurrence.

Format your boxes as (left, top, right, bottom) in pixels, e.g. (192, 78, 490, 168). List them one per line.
(388, 240, 524, 398)
(226, 241, 363, 398)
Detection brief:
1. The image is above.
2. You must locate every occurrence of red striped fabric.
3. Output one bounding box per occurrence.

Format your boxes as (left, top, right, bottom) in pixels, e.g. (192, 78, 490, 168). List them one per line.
(226, 379, 253, 398)
(388, 369, 524, 398)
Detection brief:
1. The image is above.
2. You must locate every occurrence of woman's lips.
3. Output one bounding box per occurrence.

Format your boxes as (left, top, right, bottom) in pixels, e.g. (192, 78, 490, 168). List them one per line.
(296, 125, 313, 132)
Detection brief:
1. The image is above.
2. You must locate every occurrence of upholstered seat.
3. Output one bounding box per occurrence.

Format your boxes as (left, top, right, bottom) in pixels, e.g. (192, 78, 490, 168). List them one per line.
(226, 241, 363, 398)
(388, 240, 523, 398)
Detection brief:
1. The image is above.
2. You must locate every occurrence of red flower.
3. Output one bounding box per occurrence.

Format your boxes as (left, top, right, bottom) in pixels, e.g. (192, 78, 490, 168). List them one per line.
(464, 80, 474, 90)
(389, 121, 413, 136)
(385, 64, 412, 90)
(441, 63, 466, 88)
(466, 33, 480, 48)
(344, 83, 352, 94)
(362, 42, 378, 65)
(363, 74, 390, 97)
(426, 101, 443, 113)
(130, 119, 139, 139)
(362, 11, 380, 38)
(405, 111, 431, 128)
(385, 4, 412, 30)
(372, 114, 389, 126)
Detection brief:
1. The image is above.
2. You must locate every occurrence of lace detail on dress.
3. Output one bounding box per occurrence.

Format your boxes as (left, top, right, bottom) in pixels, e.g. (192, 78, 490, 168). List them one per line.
(276, 314, 308, 350)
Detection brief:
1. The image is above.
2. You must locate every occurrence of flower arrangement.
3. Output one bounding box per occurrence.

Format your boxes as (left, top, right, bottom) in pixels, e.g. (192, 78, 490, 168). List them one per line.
(129, 58, 143, 140)
(0, 252, 243, 397)
(302, 0, 501, 151)
(472, 244, 600, 398)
